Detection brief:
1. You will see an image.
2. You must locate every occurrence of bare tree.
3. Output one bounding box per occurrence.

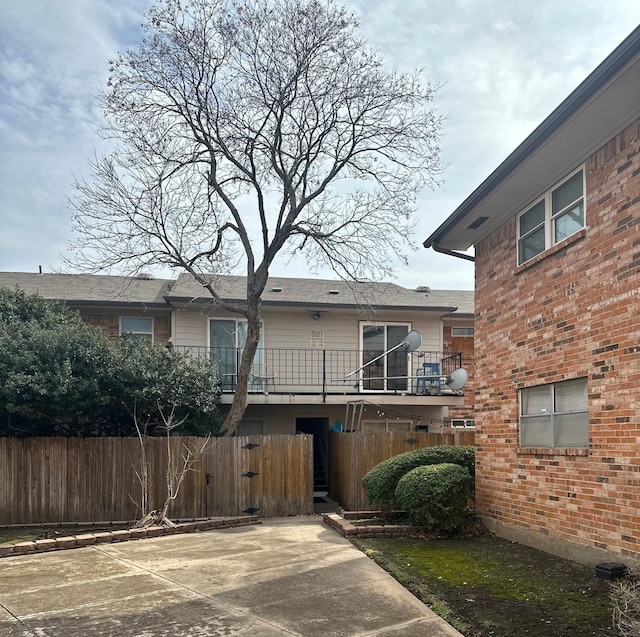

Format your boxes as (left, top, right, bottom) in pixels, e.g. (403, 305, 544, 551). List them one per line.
(133, 405, 211, 528)
(69, 0, 442, 435)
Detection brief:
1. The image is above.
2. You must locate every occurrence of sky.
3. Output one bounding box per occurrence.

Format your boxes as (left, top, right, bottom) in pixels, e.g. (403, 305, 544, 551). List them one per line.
(1, 1, 640, 291)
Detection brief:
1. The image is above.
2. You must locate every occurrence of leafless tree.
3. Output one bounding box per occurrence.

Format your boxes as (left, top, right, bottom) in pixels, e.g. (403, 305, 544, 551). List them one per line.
(69, 0, 442, 434)
(133, 405, 210, 528)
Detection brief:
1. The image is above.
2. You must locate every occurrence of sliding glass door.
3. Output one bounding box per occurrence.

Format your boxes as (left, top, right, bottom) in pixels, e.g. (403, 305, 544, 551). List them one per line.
(360, 323, 409, 391)
(209, 319, 262, 391)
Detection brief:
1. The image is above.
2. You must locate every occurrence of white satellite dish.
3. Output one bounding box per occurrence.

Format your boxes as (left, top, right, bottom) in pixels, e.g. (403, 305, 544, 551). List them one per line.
(342, 330, 422, 379)
(402, 330, 422, 352)
(445, 367, 468, 391)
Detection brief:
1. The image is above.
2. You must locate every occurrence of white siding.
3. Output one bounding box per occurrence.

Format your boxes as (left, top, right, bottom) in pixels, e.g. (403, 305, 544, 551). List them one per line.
(173, 309, 208, 347)
(173, 305, 445, 352)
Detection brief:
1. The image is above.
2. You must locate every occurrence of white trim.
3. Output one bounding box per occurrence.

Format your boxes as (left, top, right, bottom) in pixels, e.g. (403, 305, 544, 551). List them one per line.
(119, 316, 154, 342)
(358, 321, 412, 393)
(517, 165, 585, 265)
(451, 327, 474, 337)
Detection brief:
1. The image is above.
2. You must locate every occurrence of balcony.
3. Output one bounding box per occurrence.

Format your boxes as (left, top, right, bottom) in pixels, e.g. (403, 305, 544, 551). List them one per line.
(174, 346, 463, 400)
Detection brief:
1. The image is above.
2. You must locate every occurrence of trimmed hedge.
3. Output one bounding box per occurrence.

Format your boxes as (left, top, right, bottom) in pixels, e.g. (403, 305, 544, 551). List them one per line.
(362, 445, 475, 509)
(395, 463, 473, 530)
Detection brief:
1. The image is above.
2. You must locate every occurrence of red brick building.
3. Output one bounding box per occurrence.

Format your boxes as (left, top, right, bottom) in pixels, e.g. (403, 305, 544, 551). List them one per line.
(425, 26, 640, 563)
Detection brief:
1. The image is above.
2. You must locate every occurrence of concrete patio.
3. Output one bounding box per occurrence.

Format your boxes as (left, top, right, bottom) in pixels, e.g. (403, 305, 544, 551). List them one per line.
(0, 516, 463, 636)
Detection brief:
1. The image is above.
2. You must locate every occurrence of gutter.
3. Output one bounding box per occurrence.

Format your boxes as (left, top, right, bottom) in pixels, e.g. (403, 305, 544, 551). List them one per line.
(65, 300, 170, 309)
(165, 295, 459, 313)
(431, 242, 475, 262)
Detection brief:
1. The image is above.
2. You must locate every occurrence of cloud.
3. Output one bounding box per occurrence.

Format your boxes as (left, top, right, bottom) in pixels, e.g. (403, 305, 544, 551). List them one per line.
(0, 0, 639, 290)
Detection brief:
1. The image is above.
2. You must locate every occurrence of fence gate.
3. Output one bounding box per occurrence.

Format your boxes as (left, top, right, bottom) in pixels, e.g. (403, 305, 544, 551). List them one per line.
(0, 435, 314, 524)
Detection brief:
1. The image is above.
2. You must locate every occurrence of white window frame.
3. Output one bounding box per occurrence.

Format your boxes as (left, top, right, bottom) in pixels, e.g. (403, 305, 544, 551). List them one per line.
(359, 321, 411, 393)
(519, 378, 588, 449)
(517, 166, 585, 265)
(120, 316, 154, 341)
(451, 327, 474, 337)
(208, 318, 264, 391)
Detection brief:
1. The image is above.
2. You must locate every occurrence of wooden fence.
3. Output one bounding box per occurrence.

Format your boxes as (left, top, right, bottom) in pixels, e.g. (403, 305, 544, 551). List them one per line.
(328, 430, 475, 512)
(0, 435, 313, 524)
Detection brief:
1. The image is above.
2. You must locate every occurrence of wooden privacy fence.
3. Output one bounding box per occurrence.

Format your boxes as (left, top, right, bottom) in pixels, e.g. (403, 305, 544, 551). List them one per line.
(328, 430, 475, 512)
(0, 435, 313, 525)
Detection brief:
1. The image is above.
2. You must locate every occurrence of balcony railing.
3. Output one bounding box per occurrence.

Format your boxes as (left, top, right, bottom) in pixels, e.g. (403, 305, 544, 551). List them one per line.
(174, 346, 463, 398)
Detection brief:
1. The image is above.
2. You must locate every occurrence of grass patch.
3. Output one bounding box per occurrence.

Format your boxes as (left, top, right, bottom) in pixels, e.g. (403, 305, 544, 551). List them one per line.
(0, 529, 42, 544)
(353, 535, 614, 637)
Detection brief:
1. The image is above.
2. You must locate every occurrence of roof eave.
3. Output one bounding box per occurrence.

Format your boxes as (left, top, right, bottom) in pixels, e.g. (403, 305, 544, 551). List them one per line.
(65, 300, 171, 310)
(424, 24, 640, 251)
(165, 295, 459, 313)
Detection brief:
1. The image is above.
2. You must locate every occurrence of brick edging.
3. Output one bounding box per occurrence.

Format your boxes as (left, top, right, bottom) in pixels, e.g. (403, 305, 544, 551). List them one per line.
(323, 512, 419, 538)
(0, 516, 260, 558)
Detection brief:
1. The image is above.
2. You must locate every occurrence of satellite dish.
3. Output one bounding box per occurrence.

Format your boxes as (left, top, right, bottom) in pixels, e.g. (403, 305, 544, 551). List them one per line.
(446, 368, 468, 391)
(401, 330, 422, 352)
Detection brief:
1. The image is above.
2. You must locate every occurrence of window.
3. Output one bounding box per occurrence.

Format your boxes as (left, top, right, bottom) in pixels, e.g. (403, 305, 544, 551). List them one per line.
(519, 378, 588, 448)
(517, 168, 585, 265)
(209, 319, 263, 391)
(236, 420, 264, 436)
(452, 327, 474, 337)
(451, 419, 475, 428)
(360, 322, 410, 392)
(120, 317, 153, 340)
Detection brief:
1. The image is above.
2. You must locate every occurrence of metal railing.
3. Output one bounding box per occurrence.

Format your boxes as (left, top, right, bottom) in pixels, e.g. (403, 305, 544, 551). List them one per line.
(174, 346, 463, 397)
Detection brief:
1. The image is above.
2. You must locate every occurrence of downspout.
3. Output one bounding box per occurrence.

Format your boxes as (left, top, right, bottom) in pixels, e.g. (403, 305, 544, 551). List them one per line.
(431, 242, 475, 262)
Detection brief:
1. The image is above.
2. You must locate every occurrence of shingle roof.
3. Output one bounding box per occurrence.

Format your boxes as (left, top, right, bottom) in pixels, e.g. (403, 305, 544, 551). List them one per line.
(0, 272, 172, 307)
(0, 272, 474, 315)
(168, 274, 474, 314)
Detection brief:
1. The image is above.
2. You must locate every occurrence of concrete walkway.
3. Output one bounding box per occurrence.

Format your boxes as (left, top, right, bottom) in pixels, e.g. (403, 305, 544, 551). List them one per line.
(0, 516, 463, 637)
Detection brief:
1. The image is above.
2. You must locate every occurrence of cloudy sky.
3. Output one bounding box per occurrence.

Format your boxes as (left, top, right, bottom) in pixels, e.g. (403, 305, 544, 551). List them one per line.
(1, 1, 640, 290)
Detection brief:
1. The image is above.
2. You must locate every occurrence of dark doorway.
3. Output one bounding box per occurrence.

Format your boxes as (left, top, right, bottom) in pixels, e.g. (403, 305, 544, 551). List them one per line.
(296, 417, 329, 494)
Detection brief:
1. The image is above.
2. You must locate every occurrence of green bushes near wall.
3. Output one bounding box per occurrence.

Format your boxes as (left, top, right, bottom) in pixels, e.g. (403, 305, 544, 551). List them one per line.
(362, 445, 475, 510)
(395, 463, 473, 530)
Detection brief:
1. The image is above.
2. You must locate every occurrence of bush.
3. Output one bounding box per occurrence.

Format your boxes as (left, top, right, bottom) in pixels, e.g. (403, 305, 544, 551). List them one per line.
(395, 463, 473, 530)
(0, 288, 222, 436)
(0, 289, 117, 435)
(362, 445, 475, 510)
(113, 336, 222, 436)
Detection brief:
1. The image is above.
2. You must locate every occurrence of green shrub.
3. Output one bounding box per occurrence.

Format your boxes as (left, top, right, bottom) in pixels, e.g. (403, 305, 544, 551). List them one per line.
(395, 463, 473, 530)
(362, 445, 475, 509)
(0, 288, 222, 436)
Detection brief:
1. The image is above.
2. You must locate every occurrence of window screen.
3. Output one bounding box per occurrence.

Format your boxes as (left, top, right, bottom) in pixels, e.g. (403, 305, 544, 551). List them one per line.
(120, 317, 153, 339)
(520, 378, 588, 448)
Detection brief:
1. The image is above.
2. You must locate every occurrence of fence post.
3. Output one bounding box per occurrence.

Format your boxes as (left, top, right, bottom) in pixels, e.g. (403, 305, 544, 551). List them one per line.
(322, 349, 327, 403)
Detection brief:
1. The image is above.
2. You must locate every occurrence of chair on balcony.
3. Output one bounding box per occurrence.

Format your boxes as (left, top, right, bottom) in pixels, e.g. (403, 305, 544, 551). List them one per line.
(416, 362, 441, 395)
(249, 365, 277, 394)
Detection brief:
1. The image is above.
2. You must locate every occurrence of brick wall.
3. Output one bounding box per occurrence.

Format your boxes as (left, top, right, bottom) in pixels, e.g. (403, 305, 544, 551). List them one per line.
(474, 117, 640, 560)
